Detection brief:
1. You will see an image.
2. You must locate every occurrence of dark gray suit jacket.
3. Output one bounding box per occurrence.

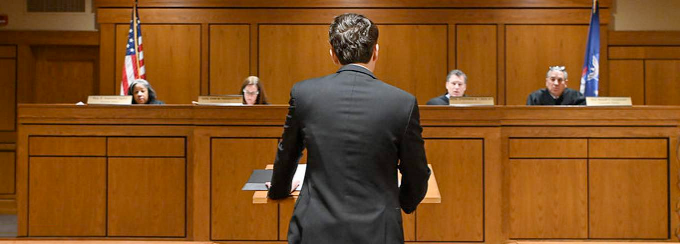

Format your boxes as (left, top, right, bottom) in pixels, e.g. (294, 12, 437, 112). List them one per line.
(268, 65, 430, 244)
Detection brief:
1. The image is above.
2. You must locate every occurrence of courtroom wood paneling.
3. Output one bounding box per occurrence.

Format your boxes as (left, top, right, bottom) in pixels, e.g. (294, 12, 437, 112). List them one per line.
(108, 157, 186, 237)
(277, 199, 295, 241)
(509, 139, 587, 158)
(258, 25, 337, 104)
(505, 25, 589, 105)
(510, 159, 588, 238)
(97, 9, 610, 25)
(211, 138, 278, 240)
(107, 137, 185, 157)
(0, 152, 14, 194)
(402, 210, 416, 241)
(29, 137, 106, 156)
(589, 139, 667, 158)
(0, 45, 16, 58)
(457, 25, 497, 99)
(209, 25, 250, 95)
(609, 47, 680, 60)
(609, 31, 680, 46)
(31, 46, 99, 104)
(115, 24, 200, 103)
(0, 199, 16, 214)
(417, 139, 483, 241)
(100, 24, 116, 94)
(374, 25, 448, 104)
(645, 60, 680, 105)
(589, 159, 668, 239)
(0, 31, 99, 46)
(0, 59, 16, 131)
(608, 60, 644, 105)
(94, 0, 613, 8)
(28, 157, 106, 236)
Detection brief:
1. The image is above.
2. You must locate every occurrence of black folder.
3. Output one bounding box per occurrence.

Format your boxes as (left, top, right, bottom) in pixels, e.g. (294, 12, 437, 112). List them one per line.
(241, 169, 273, 191)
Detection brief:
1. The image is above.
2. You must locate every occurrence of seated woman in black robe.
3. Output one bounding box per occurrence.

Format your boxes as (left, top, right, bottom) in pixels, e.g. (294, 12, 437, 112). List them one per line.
(526, 66, 586, 105)
(128, 79, 165, 104)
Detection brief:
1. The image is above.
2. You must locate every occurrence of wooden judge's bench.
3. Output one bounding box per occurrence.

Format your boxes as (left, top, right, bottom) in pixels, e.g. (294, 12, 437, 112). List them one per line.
(14, 104, 679, 243)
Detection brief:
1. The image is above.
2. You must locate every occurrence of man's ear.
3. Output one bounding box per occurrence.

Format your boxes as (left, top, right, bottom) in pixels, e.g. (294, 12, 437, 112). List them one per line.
(372, 44, 379, 61)
(329, 48, 340, 65)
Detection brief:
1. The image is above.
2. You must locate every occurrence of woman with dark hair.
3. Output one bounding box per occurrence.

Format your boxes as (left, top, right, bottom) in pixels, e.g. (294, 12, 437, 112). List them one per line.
(128, 79, 164, 104)
(240, 76, 269, 105)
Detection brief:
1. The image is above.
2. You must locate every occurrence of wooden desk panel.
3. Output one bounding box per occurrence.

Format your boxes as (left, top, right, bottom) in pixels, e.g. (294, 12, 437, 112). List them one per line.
(589, 159, 668, 239)
(28, 157, 106, 236)
(211, 138, 278, 241)
(0, 152, 14, 194)
(509, 159, 588, 239)
(15, 105, 680, 243)
(108, 157, 186, 237)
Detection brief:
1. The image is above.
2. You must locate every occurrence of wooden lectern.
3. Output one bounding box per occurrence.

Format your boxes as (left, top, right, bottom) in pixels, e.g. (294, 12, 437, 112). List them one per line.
(253, 164, 441, 204)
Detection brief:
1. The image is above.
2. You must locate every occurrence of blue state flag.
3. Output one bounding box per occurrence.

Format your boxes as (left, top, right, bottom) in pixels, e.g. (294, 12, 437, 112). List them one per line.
(580, 0, 600, 97)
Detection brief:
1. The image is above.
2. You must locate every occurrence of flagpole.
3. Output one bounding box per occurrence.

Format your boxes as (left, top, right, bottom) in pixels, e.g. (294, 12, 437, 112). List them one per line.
(133, 0, 142, 78)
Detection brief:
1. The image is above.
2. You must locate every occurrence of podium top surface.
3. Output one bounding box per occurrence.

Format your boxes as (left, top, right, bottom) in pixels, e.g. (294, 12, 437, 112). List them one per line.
(252, 164, 441, 204)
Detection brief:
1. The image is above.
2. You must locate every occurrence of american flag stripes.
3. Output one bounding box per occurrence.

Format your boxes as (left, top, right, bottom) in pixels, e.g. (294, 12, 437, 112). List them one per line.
(120, 6, 145, 95)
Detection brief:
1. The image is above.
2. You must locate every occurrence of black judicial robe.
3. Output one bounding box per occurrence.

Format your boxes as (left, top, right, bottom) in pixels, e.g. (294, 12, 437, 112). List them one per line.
(526, 88, 586, 105)
(426, 94, 449, 105)
(268, 65, 431, 244)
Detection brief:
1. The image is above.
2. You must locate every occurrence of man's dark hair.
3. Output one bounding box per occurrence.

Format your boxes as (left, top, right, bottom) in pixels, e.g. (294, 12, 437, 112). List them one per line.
(329, 13, 379, 65)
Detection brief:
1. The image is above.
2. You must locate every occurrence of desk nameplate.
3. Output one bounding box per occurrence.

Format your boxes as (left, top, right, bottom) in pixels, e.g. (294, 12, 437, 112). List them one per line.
(87, 95, 132, 105)
(450, 97, 495, 106)
(586, 97, 633, 107)
(195, 95, 243, 106)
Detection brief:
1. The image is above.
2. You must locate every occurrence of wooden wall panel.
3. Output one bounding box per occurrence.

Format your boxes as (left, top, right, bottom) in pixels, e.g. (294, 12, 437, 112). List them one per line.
(417, 139, 483, 241)
(0, 59, 16, 131)
(609, 47, 680, 60)
(29, 137, 106, 156)
(0, 152, 14, 194)
(211, 138, 278, 240)
(608, 60, 644, 105)
(589, 159, 668, 239)
(509, 139, 587, 158)
(589, 139, 667, 158)
(95, 0, 614, 8)
(115, 25, 201, 104)
(107, 137, 185, 157)
(457, 25, 497, 99)
(28, 157, 106, 236)
(108, 157, 186, 237)
(505, 25, 588, 105)
(646, 60, 680, 105)
(510, 159, 587, 238)
(209, 25, 250, 96)
(31, 46, 99, 104)
(259, 25, 337, 104)
(0, 46, 16, 58)
(374, 25, 448, 104)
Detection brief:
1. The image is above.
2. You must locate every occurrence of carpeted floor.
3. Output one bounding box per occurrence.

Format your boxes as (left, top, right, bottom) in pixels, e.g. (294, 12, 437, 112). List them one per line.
(0, 214, 17, 237)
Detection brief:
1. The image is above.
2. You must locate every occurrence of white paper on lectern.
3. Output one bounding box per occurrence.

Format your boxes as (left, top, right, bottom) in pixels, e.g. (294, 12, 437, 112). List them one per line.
(293, 164, 306, 191)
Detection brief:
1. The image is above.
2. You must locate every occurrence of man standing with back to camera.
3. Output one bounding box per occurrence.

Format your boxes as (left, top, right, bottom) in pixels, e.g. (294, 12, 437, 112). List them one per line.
(267, 13, 431, 244)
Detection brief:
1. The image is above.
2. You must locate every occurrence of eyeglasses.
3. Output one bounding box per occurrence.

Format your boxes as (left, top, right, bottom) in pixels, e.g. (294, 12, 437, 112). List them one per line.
(243, 90, 259, 96)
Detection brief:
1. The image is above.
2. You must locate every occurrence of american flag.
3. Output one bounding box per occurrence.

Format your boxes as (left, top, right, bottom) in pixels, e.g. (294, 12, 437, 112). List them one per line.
(120, 7, 145, 95)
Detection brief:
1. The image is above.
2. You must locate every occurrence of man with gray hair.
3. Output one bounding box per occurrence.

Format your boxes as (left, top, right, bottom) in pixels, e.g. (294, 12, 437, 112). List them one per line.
(526, 66, 586, 105)
(268, 13, 430, 244)
(427, 69, 468, 105)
